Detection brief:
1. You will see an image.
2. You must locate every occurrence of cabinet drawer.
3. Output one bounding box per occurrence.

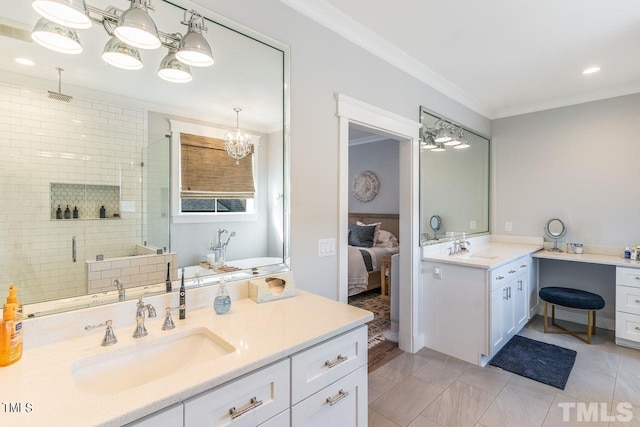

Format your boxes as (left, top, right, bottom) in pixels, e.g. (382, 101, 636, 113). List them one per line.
(291, 326, 367, 404)
(616, 311, 640, 343)
(490, 265, 509, 290)
(291, 365, 367, 427)
(617, 285, 640, 316)
(617, 267, 640, 288)
(184, 358, 289, 427)
(517, 259, 530, 274)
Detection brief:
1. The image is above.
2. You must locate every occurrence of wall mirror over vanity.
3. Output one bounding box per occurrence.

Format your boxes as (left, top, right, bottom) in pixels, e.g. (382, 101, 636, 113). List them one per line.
(0, 0, 290, 315)
(419, 106, 490, 244)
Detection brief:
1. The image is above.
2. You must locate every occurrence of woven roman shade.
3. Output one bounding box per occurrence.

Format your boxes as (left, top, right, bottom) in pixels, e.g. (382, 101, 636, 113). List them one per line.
(180, 133, 255, 199)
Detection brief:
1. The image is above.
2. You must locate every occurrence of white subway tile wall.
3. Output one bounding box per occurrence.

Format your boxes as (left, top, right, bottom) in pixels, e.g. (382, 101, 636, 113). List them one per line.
(86, 253, 178, 294)
(0, 80, 147, 303)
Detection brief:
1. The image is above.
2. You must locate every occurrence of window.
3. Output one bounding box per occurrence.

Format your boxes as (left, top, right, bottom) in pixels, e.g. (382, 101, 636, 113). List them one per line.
(170, 120, 260, 222)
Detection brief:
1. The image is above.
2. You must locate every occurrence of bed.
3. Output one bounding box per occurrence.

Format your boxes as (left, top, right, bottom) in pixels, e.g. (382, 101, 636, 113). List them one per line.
(348, 213, 400, 296)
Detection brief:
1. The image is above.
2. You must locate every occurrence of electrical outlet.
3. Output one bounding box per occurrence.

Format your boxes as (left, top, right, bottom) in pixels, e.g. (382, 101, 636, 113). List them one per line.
(505, 222, 513, 232)
(433, 266, 442, 280)
(470, 220, 476, 230)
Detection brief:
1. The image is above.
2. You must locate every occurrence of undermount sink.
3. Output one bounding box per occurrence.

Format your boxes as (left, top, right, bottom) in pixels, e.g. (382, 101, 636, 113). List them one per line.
(71, 327, 235, 394)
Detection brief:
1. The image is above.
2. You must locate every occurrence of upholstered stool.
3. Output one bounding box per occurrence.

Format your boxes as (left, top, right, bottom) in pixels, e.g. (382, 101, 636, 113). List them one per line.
(539, 287, 605, 344)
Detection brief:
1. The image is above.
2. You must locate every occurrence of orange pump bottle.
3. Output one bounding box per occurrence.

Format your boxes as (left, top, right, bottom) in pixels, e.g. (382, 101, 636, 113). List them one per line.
(0, 285, 23, 366)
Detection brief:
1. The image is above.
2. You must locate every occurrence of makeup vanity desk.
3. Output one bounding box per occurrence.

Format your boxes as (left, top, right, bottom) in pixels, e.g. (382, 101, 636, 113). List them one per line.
(532, 250, 640, 349)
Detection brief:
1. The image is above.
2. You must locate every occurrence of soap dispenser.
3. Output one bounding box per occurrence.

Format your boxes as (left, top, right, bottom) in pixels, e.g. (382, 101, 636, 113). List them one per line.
(214, 278, 231, 315)
(56, 205, 62, 219)
(0, 285, 23, 367)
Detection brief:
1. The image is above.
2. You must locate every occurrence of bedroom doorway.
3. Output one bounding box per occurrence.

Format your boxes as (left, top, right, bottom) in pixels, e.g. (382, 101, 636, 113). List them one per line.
(346, 127, 401, 367)
(336, 94, 421, 355)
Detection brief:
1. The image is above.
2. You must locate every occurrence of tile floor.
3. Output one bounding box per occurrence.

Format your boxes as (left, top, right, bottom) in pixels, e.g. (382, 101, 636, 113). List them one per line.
(368, 316, 640, 426)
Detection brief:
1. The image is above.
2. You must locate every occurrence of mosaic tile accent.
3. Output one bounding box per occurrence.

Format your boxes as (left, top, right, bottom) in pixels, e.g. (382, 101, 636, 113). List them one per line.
(51, 183, 120, 220)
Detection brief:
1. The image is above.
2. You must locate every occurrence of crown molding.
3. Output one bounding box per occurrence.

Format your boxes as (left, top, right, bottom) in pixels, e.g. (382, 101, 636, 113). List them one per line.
(492, 82, 640, 119)
(280, 0, 495, 119)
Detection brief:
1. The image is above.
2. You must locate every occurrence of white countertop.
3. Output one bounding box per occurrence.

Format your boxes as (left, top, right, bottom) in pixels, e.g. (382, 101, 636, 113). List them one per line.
(0, 290, 372, 427)
(422, 240, 543, 269)
(533, 250, 640, 269)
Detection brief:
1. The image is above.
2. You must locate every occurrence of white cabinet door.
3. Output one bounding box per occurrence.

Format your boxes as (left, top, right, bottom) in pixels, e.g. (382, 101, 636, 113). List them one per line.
(126, 403, 183, 427)
(514, 274, 528, 328)
(503, 282, 516, 337)
(184, 359, 289, 427)
(291, 365, 367, 427)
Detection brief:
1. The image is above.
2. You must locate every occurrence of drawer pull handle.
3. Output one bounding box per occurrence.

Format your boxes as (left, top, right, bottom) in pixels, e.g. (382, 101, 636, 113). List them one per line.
(229, 397, 263, 419)
(496, 275, 504, 281)
(324, 354, 348, 368)
(508, 270, 516, 274)
(636, 277, 640, 280)
(326, 389, 349, 406)
(636, 327, 640, 331)
(521, 264, 527, 268)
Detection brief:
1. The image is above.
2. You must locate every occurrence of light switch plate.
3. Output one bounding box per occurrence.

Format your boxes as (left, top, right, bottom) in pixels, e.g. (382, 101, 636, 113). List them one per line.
(318, 238, 336, 257)
(505, 221, 513, 232)
(433, 266, 442, 280)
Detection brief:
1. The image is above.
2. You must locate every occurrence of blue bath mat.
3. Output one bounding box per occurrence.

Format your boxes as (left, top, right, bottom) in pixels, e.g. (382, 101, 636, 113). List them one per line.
(489, 335, 576, 390)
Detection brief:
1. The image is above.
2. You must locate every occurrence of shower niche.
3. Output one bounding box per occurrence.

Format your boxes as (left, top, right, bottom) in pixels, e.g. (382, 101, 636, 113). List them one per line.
(50, 183, 120, 220)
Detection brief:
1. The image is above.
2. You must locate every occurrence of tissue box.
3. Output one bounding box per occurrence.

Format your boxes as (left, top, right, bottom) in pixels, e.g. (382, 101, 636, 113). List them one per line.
(249, 273, 295, 303)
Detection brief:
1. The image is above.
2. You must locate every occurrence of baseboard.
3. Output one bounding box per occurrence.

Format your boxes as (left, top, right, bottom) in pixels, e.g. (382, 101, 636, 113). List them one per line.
(616, 337, 640, 350)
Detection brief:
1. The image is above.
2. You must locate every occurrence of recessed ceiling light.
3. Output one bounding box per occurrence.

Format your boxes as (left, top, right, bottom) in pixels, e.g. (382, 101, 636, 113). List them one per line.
(15, 57, 35, 66)
(583, 66, 601, 75)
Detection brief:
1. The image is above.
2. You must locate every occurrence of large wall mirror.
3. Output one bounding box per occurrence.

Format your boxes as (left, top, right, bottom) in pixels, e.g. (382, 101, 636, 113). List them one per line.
(419, 106, 489, 244)
(0, 0, 289, 314)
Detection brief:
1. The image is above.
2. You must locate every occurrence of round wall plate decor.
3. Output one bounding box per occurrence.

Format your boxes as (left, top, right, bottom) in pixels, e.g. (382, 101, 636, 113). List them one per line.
(353, 171, 379, 202)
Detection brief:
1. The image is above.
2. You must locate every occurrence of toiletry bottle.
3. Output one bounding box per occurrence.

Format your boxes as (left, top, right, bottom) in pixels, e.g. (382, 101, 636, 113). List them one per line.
(179, 268, 186, 319)
(73, 206, 78, 219)
(100, 205, 106, 219)
(64, 205, 71, 219)
(56, 205, 62, 219)
(625, 247, 631, 259)
(1, 286, 23, 367)
(165, 262, 172, 293)
(214, 278, 231, 315)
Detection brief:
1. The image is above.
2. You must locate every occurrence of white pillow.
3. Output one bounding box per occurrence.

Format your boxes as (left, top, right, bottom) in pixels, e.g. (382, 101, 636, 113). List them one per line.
(375, 229, 399, 248)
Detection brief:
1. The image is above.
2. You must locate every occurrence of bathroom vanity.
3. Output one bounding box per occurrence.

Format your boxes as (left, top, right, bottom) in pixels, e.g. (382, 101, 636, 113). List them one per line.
(0, 282, 371, 427)
(422, 236, 543, 366)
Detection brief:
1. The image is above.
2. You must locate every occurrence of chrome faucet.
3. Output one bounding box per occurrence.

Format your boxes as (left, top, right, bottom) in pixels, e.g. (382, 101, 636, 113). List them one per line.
(114, 279, 126, 301)
(449, 236, 471, 255)
(133, 295, 157, 338)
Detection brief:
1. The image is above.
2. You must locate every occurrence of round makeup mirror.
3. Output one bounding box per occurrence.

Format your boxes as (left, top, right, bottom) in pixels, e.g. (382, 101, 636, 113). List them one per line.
(430, 215, 442, 232)
(544, 218, 566, 252)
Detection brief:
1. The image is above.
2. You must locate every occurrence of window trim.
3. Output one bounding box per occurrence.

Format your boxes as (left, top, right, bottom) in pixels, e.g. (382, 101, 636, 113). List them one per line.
(170, 120, 260, 224)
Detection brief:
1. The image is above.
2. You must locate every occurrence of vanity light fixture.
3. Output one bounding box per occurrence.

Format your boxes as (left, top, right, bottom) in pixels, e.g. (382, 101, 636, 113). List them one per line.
(420, 119, 468, 152)
(32, 0, 92, 29)
(224, 108, 252, 165)
(158, 48, 192, 83)
(175, 12, 214, 67)
(30, 0, 214, 82)
(31, 17, 83, 54)
(113, 0, 160, 50)
(101, 36, 143, 70)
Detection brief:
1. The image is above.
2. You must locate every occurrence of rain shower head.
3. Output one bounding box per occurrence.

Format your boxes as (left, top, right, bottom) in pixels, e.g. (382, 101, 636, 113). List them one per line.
(48, 67, 72, 102)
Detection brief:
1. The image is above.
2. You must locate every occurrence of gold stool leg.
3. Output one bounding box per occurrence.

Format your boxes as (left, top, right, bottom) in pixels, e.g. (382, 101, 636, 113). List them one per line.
(593, 311, 597, 335)
(587, 310, 593, 344)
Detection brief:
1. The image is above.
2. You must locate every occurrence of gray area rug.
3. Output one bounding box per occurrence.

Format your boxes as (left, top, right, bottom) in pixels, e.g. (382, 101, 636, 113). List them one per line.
(489, 335, 577, 389)
(348, 290, 390, 348)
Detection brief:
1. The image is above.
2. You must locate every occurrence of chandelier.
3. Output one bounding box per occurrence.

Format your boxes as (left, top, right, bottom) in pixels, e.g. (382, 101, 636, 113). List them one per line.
(30, 0, 214, 83)
(224, 108, 253, 165)
(420, 119, 470, 152)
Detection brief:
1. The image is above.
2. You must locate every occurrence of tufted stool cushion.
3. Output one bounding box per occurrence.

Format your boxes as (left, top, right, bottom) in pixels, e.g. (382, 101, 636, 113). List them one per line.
(538, 286, 604, 344)
(539, 287, 605, 310)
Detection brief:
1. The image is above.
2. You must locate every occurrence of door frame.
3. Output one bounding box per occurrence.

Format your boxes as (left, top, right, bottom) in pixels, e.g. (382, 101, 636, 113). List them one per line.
(336, 94, 423, 353)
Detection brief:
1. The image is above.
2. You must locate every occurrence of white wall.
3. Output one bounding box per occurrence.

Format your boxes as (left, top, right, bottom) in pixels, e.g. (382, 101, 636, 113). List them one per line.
(193, 0, 491, 299)
(348, 140, 399, 214)
(492, 93, 640, 248)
